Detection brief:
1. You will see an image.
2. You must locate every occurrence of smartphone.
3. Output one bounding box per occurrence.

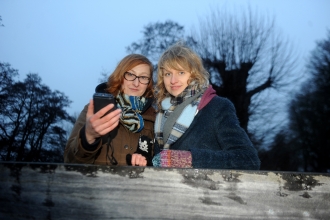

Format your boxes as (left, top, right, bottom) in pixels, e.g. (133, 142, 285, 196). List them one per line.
(93, 93, 117, 117)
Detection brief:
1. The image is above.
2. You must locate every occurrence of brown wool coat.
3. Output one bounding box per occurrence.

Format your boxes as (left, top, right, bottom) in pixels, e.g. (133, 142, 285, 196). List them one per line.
(64, 103, 156, 165)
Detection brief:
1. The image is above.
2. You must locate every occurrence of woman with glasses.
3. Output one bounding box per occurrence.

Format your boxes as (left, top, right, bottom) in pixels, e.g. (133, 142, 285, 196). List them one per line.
(64, 54, 155, 166)
(152, 43, 260, 169)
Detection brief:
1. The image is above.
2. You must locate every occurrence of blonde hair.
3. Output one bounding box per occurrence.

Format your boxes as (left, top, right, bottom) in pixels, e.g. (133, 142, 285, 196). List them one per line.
(156, 43, 209, 109)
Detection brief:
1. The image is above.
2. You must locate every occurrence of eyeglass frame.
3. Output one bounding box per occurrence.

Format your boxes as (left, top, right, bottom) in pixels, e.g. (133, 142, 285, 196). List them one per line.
(123, 72, 151, 85)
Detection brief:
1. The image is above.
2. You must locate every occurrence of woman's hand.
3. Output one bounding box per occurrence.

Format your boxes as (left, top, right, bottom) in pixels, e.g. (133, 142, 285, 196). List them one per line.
(85, 99, 122, 144)
(131, 153, 147, 166)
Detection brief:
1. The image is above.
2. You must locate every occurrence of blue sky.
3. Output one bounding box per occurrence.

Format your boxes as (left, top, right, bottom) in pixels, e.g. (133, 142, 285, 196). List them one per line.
(1, 0, 329, 116)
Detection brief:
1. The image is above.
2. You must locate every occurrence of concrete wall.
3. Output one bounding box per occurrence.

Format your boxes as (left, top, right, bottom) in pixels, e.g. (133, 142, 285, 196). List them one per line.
(0, 162, 329, 219)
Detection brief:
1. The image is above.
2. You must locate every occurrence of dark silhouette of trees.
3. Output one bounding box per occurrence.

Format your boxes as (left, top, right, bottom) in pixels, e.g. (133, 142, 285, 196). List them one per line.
(260, 30, 330, 172)
(288, 30, 330, 172)
(126, 7, 298, 148)
(127, 21, 185, 65)
(0, 63, 75, 162)
(258, 131, 302, 171)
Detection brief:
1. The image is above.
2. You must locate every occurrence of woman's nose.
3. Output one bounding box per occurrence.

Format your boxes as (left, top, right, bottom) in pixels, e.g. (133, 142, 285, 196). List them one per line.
(170, 74, 177, 84)
(133, 77, 139, 86)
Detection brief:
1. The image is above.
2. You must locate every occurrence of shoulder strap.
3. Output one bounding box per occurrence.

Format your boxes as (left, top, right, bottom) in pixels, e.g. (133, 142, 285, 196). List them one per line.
(162, 90, 204, 144)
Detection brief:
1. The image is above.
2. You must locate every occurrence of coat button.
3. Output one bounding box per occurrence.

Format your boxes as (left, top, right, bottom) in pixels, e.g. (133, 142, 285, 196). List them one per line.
(124, 145, 129, 150)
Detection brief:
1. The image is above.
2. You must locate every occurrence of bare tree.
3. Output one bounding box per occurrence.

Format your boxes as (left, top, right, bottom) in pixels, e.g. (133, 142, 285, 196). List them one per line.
(188, 7, 299, 146)
(0, 68, 75, 162)
(127, 20, 185, 63)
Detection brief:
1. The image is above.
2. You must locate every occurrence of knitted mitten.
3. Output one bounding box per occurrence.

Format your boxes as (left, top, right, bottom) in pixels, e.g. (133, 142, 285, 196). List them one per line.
(152, 150, 192, 168)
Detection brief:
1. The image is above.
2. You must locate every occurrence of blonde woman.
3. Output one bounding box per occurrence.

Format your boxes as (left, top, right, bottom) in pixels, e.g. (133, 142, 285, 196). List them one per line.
(152, 43, 260, 169)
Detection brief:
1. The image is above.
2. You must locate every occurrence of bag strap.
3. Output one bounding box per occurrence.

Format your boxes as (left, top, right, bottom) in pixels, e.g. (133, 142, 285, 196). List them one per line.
(162, 90, 204, 144)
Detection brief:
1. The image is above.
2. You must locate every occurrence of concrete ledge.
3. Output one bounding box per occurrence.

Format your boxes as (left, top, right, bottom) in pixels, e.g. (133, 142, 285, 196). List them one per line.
(0, 162, 329, 219)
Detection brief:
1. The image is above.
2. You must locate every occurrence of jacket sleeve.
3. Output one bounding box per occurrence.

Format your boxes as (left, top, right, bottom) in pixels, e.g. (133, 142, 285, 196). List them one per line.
(63, 104, 103, 164)
(189, 98, 261, 170)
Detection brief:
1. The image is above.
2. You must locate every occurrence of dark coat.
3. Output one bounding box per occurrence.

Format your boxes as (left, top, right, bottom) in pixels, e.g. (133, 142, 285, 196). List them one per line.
(155, 96, 260, 170)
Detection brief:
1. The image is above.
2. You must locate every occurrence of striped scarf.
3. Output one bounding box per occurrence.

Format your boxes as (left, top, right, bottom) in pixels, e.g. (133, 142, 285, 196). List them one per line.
(154, 82, 206, 149)
(116, 93, 148, 133)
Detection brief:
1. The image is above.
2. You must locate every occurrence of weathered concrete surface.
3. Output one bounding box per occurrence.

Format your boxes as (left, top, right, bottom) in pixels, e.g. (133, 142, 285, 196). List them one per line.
(0, 162, 329, 219)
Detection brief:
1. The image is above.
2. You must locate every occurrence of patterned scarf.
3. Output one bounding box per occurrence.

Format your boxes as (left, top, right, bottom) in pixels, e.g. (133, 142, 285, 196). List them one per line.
(116, 93, 149, 133)
(154, 82, 207, 149)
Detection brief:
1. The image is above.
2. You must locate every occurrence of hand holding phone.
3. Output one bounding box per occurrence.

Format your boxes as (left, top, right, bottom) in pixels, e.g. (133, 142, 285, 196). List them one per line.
(93, 93, 117, 117)
(85, 93, 120, 144)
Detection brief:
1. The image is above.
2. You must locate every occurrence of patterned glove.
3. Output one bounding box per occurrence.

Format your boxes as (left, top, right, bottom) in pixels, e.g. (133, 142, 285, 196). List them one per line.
(152, 150, 192, 168)
(126, 135, 153, 166)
